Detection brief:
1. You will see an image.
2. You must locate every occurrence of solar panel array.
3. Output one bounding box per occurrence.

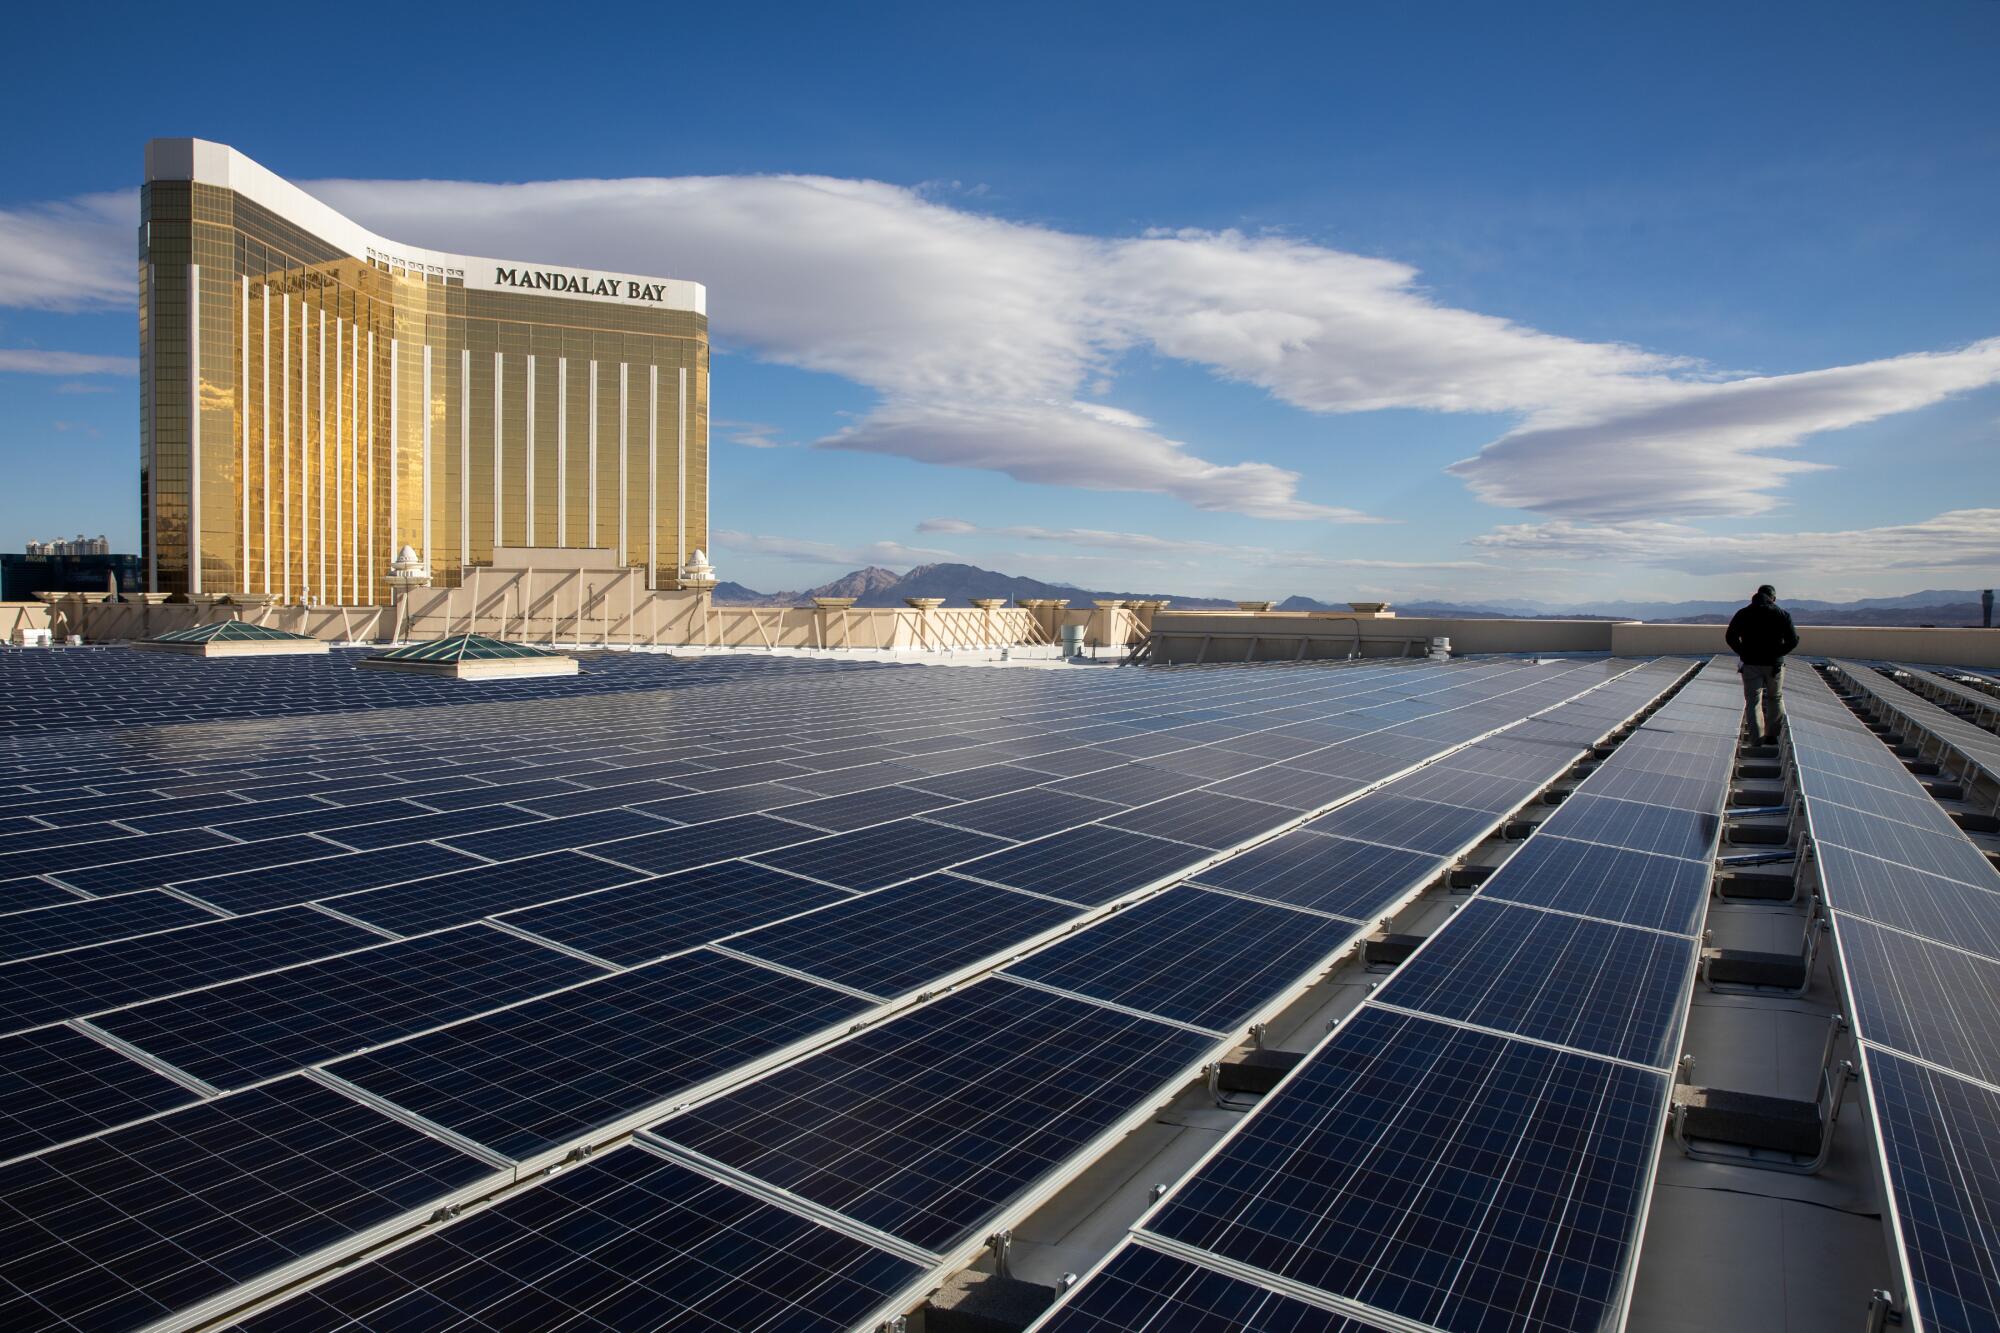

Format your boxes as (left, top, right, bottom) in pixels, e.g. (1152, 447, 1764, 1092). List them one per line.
(0, 646, 1699, 1330)
(0, 640, 1714, 1330)
(1040, 659, 1743, 1333)
(1787, 664, 2000, 1333)
(1890, 664, 2000, 726)
(1829, 661, 2000, 800)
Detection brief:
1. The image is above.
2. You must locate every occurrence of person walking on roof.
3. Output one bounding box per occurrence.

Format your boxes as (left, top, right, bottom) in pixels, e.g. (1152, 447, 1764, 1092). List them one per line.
(1725, 584, 1799, 744)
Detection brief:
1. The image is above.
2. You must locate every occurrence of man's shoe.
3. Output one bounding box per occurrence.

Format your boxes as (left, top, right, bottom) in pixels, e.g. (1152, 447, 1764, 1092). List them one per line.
(1760, 734, 1779, 745)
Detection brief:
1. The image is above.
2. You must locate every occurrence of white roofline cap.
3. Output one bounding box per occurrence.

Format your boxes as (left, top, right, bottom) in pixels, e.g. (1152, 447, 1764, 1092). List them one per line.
(145, 138, 705, 316)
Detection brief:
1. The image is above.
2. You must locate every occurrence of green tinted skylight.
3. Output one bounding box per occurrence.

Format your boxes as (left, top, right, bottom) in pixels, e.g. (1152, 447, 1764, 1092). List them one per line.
(150, 619, 317, 644)
(369, 634, 561, 663)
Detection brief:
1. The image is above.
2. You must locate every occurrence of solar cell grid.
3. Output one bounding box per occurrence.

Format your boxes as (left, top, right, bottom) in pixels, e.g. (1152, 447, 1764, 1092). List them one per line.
(950, 825, 1211, 907)
(1837, 917, 2000, 1085)
(779, 784, 963, 833)
(89, 924, 609, 1091)
(0, 890, 222, 963)
(923, 787, 1124, 841)
(498, 860, 852, 967)
(1373, 898, 1696, 1067)
(325, 850, 644, 936)
(437, 808, 670, 861)
(1037, 1245, 1393, 1333)
(0, 1075, 497, 1333)
(726, 873, 1081, 998)
(749, 816, 1011, 891)
(1302, 793, 1503, 856)
(1867, 1049, 2000, 1333)
(1003, 887, 1362, 1033)
(0, 906, 383, 1035)
(1812, 843, 2000, 963)
(1537, 792, 1721, 862)
(1806, 798, 1997, 887)
(229, 1146, 923, 1333)
(586, 812, 829, 877)
(1480, 834, 1712, 935)
(318, 803, 547, 853)
(330, 950, 875, 1161)
(1189, 830, 1447, 920)
(167, 843, 485, 916)
(0, 826, 231, 882)
(1144, 1006, 1665, 1333)
(0, 1024, 199, 1163)
(648, 978, 1214, 1252)
(1105, 791, 1293, 850)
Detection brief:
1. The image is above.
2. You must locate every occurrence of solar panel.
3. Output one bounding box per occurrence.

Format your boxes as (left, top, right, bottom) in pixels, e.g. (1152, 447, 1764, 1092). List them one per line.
(777, 784, 962, 833)
(1479, 834, 1712, 935)
(923, 788, 1124, 841)
(1866, 1048, 2000, 1333)
(0, 907, 383, 1035)
(749, 817, 1011, 891)
(1805, 798, 1997, 888)
(0, 1024, 199, 1162)
(1536, 792, 1721, 862)
(1835, 916, 2000, 1086)
(724, 874, 1081, 999)
(1189, 831, 1447, 920)
(323, 850, 643, 936)
(497, 860, 853, 967)
(648, 978, 1212, 1251)
(436, 808, 671, 861)
(0, 891, 221, 964)
(1302, 793, 1505, 856)
(0, 1075, 497, 1332)
(0, 827, 230, 883)
(320, 803, 547, 853)
(1144, 1007, 1665, 1333)
(89, 925, 608, 1092)
(1104, 791, 1293, 850)
(1041, 763, 1201, 808)
(586, 812, 829, 877)
(230, 1145, 924, 1333)
(1038, 1244, 1393, 1332)
(169, 843, 485, 916)
(629, 781, 819, 824)
(328, 950, 874, 1162)
(1810, 843, 2000, 963)
(907, 763, 1061, 801)
(949, 825, 1208, 907)
(1002, 887, 1361, 1033)
(1372, 898, 1696, 1067)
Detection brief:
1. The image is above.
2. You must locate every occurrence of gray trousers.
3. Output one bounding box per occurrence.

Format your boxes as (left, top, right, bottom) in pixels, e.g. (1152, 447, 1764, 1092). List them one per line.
(1741, 663, 1782, 738)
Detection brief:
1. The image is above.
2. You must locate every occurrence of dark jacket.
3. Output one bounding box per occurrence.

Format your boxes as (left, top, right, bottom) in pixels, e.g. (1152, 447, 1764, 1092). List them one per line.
(1726, 598, 1800, 667)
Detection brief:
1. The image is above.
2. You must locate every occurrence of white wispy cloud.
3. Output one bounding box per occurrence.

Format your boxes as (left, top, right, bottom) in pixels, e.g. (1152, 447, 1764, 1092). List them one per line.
(1468, 508, 2000, 576)
(0, 348, 138, 376)
(0, 193, 133, 312)
(710, 529, 958, 568)
(1450, 340, 2000, 519)
(4, 176, 1996, 524)
(919, 518, 1487, 571)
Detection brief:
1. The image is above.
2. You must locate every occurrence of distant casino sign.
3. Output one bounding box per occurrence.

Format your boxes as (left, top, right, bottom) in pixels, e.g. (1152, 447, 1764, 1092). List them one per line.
(493, 267, 675, 303)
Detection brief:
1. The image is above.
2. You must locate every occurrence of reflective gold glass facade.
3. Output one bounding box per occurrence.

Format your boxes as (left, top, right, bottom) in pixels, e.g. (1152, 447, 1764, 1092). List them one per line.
(139, 151, 708, 602)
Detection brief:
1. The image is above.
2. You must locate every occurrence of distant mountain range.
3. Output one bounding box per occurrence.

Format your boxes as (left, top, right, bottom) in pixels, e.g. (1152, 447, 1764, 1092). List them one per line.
(711, 567, 1996, 627)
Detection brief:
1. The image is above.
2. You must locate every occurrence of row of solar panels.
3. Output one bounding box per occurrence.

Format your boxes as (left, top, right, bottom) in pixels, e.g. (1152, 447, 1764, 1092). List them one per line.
(1036, 658, 1746, 1333)
(201, 659, 1688, 1332)
(1790, 664, 2000, 1333)
(0, 652, 1516, 918)
(0, 643, 884, 733)
(1839, 662, 2000, 796)
(0, 654, 1670, 1329)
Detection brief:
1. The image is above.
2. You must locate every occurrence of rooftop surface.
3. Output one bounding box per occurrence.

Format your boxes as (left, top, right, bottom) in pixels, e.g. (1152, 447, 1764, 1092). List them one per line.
(0, 646, 1992, 1331)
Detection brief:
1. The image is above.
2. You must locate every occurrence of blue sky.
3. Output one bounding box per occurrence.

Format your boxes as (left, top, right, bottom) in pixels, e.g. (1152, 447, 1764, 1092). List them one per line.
(2, 0, 1996, 604)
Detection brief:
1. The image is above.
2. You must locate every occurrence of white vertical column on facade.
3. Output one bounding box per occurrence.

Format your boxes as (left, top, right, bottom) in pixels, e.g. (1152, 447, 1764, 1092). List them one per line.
(350, 326, 361, 602)
(617, 363, 629, 564)
(556, 358, 568, 545)
(281, 294, 292, 599)
(240, 276, 250, 590)
(144, 263, 156, 593)
(334, 319, 344, 604)
(388, 337, 399, 563)
(422, 344, 433, 569)
(365, 332, 375, 603)
(676, 366, 688, 577)
(525, 355, 536, 546)
(647, 364, 658, 587)
(493, 351, 505, 554)
(261, 288, 271, 593)
(460, 349, 471, 567)
(587, 360, 599, 546)
(317, 310, 327, 599)
(187, 265, 201, 594)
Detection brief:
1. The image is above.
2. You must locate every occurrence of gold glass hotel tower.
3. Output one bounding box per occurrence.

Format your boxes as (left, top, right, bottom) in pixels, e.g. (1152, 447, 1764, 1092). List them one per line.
(139, 139, 709, 601)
